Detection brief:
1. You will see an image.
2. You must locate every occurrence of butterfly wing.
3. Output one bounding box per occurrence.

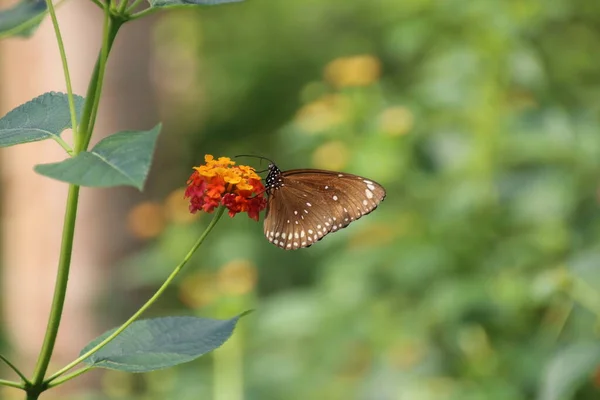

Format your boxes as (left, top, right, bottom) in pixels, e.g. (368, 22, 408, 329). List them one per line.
(263, 169, 386, 250)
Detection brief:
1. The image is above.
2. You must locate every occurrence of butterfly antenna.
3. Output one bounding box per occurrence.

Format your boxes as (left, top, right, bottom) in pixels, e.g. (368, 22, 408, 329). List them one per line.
(235, 154, 277, 166)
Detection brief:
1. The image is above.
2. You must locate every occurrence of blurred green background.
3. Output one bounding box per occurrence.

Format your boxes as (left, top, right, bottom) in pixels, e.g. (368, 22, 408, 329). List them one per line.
(31, 0, 600, 398)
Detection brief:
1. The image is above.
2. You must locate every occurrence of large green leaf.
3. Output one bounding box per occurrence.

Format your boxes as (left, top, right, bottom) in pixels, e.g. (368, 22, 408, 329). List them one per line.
(0, 0, 46, 38)
(0, 92, 84, 147)
(35, 124, 161, 190)
(538, 342, 600, 400)
(148, 0, 244, 9)
(81, 314, 246, 372)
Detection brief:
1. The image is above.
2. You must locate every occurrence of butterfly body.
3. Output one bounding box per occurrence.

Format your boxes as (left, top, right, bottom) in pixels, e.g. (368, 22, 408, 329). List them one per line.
(263, 164, 386, 250)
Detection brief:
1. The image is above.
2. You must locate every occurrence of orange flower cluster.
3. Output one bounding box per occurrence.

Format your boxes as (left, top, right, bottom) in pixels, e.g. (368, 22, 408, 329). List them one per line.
(185, 155, 267, 221)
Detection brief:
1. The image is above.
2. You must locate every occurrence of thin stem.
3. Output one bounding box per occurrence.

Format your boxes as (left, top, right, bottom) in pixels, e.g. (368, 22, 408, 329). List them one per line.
(0, 378, 24, 389)
(89, 0, 105, 9)
(126, 0, 146, 13)
(118, 0, 130, 14)
(75, 14, 122, 153)
(30, 185, 81, 385)
(45, 0, 79, 138)
(82, 10, 113, 150)
(46, 366, 93, 388)
(45, 207, 227, 385)
(0, 354, 29, 384)
(129, 7, 159, 20)
(52, 136, 74, 156)
(213, 330, 244, 400)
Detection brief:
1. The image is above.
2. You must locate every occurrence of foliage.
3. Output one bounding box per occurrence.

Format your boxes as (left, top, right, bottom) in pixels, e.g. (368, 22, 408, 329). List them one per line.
(2, 0, 600, 399)
(110, 0, 600, 399)
(0, 0, 248, 399)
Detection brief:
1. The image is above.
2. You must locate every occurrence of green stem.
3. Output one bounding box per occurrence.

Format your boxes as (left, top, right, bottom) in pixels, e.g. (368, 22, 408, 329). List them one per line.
(26, 391, 41, 400)
(45, 207, 226, 385)
(46, 366, 93, 389)
(129, 7, 159, 20)
(83, 11, 115, 151)
(52, 136, 74, 156)
(126, 0, 146, 13)
(118, 0, 130, 14)
(89, 0, 105, 9)
(213, 329, 244, 400)
(75, 14, 122, 153)
(0, 378, 24, 389)
(0, 354, 29, 384)
(30, 186, 80, 386)
(45, 0, 79, 139)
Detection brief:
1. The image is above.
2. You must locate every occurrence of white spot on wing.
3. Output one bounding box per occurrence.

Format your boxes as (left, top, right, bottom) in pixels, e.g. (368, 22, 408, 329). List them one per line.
(367, 183, 376, 191)
(365, 189, 374, 199)
(333, 195, 338, 201)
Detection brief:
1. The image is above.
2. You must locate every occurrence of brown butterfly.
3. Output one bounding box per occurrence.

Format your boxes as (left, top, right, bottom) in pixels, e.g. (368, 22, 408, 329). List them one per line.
(238, 156, 386, 250)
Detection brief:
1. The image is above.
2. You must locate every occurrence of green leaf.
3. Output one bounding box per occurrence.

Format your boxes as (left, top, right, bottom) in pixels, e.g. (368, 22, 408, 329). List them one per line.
(0, 92, 84, 147)
(34, 124, 161, 190)
(0, 0, 46, 37)
(81, 314, 247, 372)
(538, 342, 600, 400)
(148, 0, 244, 9)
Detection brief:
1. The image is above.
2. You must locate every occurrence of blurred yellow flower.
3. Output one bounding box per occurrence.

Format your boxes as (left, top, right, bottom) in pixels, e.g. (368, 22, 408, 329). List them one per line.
(295, 94, 347, 134)
(164, 187, 199, 224)
(378, 106, 414, 136)
(312, 140, 349, 170)
(127, 201, 166, 239)
(179, 271, 219, 308)
(388, 339, 426, 370)
(348, 223, 395, 248)
(337, 341, 372, 379)
(324, 55, 381, 88)
(217, 259, 258, 296)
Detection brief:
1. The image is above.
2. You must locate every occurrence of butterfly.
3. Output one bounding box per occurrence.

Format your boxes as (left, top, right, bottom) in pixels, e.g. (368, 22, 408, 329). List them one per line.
(238, 156, 386, 250)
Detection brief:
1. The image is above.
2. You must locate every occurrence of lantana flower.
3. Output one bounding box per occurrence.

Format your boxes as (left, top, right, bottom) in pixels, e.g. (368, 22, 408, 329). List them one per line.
(185, 155, 267, 221)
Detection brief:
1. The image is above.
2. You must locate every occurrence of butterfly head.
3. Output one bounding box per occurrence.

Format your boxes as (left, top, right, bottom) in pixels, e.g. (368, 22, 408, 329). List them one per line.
(265, 163, 284, 194)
